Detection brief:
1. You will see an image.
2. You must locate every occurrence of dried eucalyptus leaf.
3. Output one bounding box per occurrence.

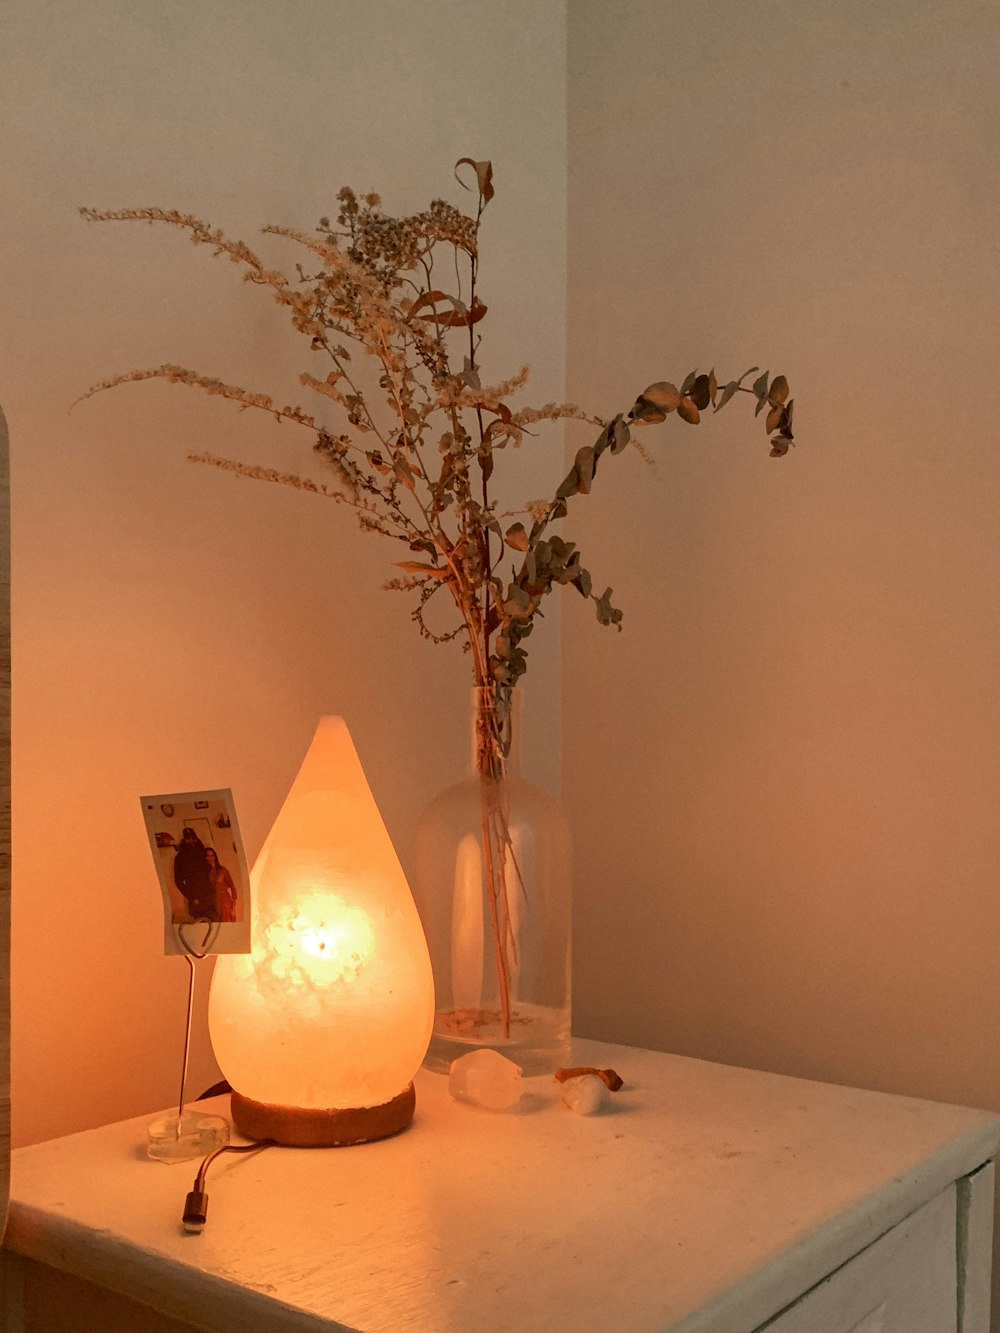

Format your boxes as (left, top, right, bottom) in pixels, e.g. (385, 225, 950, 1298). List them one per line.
(611, 415, 630, 454)
(677, 397, 701, 425)
(768, 374, 789, 406)
(594, 586, 624, 629)
(690, 375, 712, 411)
(556, 466, 580, 500)
(574, 445, 596, 494)
(503, 584, 531, 617)
(770, 435, 792, 458)
(505, 522, 529, 552)
(562, 554, 581, 584)
(771, 401, 794, 439)
(715, 381, 739, 411)
(765, 403, 784, 433)
(708, 368, 718, 404)
(681, 370, 698, 396)
(630, 397, 667, 424)
(640, 382, 681, 411)
(752, 370, 770, 400)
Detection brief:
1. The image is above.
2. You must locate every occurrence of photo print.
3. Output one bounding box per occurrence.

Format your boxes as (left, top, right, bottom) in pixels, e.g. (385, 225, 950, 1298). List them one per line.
(140, 789, 251, 956)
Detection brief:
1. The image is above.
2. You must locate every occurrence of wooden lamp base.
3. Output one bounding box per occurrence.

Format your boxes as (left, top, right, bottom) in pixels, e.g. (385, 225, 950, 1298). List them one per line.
(230, 1083, 416, 1147)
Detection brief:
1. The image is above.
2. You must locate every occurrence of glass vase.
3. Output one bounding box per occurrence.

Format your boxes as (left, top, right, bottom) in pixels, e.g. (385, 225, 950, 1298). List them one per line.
(414, 687, 571, 1075)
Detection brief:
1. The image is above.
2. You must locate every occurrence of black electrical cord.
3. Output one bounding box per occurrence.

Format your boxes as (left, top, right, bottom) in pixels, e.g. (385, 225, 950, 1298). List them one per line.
(182, 1138, 276, 1233)
(196, 1079, 232, 1100)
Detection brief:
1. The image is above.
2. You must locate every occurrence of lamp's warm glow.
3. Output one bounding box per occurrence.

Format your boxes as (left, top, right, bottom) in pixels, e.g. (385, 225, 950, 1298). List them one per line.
(284, 892, 375, 979)
(208, 717, 434, 1142)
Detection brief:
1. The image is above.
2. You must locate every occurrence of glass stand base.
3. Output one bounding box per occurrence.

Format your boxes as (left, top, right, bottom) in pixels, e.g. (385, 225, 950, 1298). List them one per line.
(146, 1110, 230, 1163)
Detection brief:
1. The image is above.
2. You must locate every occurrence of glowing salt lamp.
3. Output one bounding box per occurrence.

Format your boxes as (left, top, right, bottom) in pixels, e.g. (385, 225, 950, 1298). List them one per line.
(208, 717, 434, 1146)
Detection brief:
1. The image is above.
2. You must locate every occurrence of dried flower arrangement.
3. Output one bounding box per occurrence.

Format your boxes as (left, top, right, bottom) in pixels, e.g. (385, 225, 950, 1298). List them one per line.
(78, 159, 794, 1041)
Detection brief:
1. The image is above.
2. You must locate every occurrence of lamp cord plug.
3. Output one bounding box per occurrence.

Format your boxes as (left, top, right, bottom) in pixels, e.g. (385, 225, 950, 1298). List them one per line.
(182, 1138, 275, 1234)
(182, 1187, 210, 1234)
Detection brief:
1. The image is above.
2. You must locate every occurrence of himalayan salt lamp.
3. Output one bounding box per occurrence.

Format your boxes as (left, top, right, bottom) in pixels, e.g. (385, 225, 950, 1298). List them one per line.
(208, 717, 434, 1146)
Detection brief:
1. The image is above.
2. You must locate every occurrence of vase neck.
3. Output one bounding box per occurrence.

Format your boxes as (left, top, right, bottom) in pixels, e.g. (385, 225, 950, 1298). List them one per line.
(468, 686, 522, 780)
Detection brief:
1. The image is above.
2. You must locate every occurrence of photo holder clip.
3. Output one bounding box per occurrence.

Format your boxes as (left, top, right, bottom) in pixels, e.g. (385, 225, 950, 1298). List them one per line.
(177, 918, 220, 959)
(146, 919, 231, 1163)
(140, 788, 250, 1162)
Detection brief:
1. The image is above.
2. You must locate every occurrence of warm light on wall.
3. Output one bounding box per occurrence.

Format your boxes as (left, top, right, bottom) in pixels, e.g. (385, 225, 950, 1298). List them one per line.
(208, 717, 434, 1146)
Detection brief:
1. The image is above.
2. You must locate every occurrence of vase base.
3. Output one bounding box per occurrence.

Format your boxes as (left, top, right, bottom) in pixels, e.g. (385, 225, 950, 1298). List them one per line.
(230, 1084, 416, 1147)
(423, 1003, 570, 1077)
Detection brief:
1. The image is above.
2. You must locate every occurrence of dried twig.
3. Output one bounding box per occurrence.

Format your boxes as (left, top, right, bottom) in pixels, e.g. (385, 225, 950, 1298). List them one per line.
(555, 1066, 624, 1091)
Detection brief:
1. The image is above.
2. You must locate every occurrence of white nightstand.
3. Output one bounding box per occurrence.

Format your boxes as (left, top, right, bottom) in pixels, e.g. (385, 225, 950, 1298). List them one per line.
(3, 1038, 998, 1332)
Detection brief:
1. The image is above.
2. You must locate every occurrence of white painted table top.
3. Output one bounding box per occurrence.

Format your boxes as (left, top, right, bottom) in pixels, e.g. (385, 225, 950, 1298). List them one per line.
(6, 1038, 1000, 1333)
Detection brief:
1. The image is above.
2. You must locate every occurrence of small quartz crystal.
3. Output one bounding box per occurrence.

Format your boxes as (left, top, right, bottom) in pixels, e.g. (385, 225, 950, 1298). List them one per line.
(560, 1074, 610, 1116)
(449, 1049, 523, 1110)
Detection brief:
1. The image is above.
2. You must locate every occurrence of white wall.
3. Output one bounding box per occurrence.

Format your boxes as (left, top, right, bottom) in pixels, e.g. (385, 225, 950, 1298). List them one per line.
(3, 0, 567, 1147)
(566, 0, 1000, 1312)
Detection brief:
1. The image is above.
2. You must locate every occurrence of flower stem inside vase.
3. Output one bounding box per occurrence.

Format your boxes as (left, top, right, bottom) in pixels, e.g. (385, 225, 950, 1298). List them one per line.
(475, 686, 517, 1040)
(415, 685, 572, 1075)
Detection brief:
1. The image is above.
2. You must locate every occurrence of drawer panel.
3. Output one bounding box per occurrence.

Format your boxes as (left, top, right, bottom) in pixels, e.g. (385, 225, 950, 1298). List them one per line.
(5, 1252, 204, 1333)
(757, 1186, 956, 1333)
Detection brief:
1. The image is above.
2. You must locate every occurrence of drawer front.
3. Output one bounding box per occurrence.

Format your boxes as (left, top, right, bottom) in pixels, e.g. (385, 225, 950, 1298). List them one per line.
(4, 1253, 204, 1333)
(757, 1186, 957, 1333)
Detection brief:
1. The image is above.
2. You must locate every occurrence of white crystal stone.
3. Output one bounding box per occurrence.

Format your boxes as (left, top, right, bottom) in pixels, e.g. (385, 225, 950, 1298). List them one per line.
(560, 1074, 610, 1116)
(449, 1048, 523, 1110)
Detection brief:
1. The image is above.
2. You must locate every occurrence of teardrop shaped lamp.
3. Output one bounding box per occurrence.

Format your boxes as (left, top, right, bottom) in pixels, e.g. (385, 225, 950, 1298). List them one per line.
(209, 717, 434, 1146)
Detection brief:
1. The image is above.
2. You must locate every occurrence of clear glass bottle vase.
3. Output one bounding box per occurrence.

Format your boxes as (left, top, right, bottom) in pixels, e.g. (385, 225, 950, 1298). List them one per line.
(414, 687, 571, 1075)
